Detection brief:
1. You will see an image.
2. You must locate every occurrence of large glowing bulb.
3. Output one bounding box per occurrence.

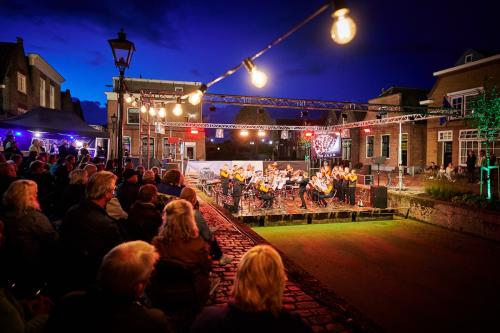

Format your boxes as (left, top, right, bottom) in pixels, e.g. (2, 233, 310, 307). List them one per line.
(140, 105, 147, 113)
(125, 95, 133, 103)
(149, 107, 156, 116)
(188, 90, 203, 105)
(158, 107, 166, 118)
(250, 68, 268, 88)
(240, 129, 249, 137)
(257, 130, 266, 137)
(173, 103, 183, 116)
(331, 13, 356, 45)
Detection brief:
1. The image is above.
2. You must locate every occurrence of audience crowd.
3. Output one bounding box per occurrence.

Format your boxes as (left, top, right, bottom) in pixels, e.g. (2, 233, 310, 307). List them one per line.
(0, 139, 311, 333)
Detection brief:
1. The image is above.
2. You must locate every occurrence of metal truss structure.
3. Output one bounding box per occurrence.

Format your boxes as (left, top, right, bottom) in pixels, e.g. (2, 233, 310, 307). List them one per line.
(160, 113, 444, 132)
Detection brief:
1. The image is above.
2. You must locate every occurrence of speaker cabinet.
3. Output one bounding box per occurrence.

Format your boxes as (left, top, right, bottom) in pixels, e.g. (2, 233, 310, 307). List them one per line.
(370, 186, 387, 209)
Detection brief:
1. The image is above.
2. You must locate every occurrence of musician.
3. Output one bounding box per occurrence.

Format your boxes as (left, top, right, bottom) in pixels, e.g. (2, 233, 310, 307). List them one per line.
(318, 179, 335, 207)
(335, 168, 344, 202)
(341, 167, 350, 203)
(347, 169, 358, 205)
(296, 171, 309, 209)
(257, 180, 274, 208)
(245, 164, 255, 185)
(232, 167, 245, 212)
(320, 161, 332, 177)
(220, 164, 230, 195)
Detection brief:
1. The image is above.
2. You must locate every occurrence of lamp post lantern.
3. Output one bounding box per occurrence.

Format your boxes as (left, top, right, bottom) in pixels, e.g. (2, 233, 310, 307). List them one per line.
(109, 28, 135, 172)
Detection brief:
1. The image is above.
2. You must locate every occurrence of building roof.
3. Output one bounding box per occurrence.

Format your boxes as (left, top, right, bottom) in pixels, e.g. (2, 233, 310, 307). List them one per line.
(0, 42, 18, 83)
(434, 51, 500, 77)
(28, 53, 65, 84)
(113, 77, 201, 93)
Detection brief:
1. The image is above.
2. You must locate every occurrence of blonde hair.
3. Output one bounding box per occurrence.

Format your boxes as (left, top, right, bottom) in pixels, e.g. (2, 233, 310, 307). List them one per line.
(179, 187, 197, 207)
(3, 179, 40, 213)
(69, 169, 89, 185)
(232, 245, 286, 315)
(98, 241, 159, 296)
(154, 199, 198, 244)
(86, 171, 117, 200)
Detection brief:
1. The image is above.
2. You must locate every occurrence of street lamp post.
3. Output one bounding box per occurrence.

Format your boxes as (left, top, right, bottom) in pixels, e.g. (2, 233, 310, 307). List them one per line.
(109, 29, 135, 173)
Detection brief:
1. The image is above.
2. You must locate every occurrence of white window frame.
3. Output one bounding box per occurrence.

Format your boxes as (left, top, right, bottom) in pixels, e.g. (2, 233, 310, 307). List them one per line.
(40, 78, 46, 107)
(17, 72, 26, 93)
(365, 135, 374, 158)
(127, 108, 140, 125)
(49, 85, 55, 109)
(438, 130, 453, 142)
(174, 87, 184, 93)
(162, 137, 177, 159)
(447, 87, 481, 117)
(458, 129, 500, 166)
(141, 136, 156, 159)
(184, 141, 196, 160)
(342, 139, 351, 160)
(464, 54, 473, 63)
(381, 134, 390, 159)
(123, 136, 132, 156)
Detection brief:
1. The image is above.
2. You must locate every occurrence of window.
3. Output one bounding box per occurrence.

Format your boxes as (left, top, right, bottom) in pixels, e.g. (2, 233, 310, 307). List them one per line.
(127, 108, 139, 124)
(464, 95, 477, 116)
(401, 133, 408, 166)
(342, 139, 351, 160)
(40, 78, 46, 107)
(49, 85, 55, 109)
(123, 136, 131, 155)
(459, 129, 500, 166)
(163, 138, 176, 159)
(381, 135, 390, 158)
(141, 137, 155, 159)
(451, 96, 462, 112)
(464, 54, 473, 63)
(438, 130, 453, 142)
(175, 87, 184, 93)
(366, 135, 374, 158)
(17, 72, 26, 93)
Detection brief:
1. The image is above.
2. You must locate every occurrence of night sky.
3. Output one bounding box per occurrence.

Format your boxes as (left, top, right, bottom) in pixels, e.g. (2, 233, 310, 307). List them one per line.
(1, 0, 499, 125)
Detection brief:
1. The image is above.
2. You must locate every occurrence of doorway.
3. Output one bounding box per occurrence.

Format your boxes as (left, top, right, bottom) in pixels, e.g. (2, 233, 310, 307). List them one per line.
(443, 142, 452, 167)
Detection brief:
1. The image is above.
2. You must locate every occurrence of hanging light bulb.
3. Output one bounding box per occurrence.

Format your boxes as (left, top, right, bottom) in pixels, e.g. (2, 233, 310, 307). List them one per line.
(149, 106, 156, 116)
(188, 84, 207, 106)
(125, 94, 133, 103)
(131, 99, 138, 107)
(240, 129, 249, 137)
(243, 58, 268, 88)
(331, 1, 356, 45)
(158, 107, 166, 118)
(173, 98, 183, 116)
(140, 105, 147, 113)
(257, 130, 266, 137)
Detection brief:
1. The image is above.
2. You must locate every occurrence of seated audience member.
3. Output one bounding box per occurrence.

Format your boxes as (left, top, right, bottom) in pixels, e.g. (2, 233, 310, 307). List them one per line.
(59, 171, 124, 293)
(150, 200, 212, 315)
(46, 241, 172, 333)
(117, 169, 140, 212)
(151, 166, 162, 184)
(180, 187, 232, 265)
(436, 165, 447, 180)
(60, 169, 88, 216)
(158, 169, 185, 197)
(126, 184, 162, 243)
(191, 245, 312, 333)
(136, 165, 145, 184)
(26, 160, 53, 215)
(83, 163, 97, 178)
(445, 162, 456, 182)
(426, 162, 439, 179)
(0, 162, 18, 201)
(141, 170, 157, 186)
(1, 180, 58, 297)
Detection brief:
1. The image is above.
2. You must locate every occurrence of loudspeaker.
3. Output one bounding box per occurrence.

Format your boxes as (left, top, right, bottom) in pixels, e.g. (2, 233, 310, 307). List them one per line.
(370, 186, 387, 209)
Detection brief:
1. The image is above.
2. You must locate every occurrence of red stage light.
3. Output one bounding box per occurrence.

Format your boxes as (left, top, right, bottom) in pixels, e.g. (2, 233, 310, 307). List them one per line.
(305, 131, 313, 137)
(363, 128, 371, 133)
(190, 128, 199, 134)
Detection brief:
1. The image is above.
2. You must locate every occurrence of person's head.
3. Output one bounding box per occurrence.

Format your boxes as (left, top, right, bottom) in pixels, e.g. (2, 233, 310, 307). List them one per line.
(136, 165, 145, 175)
(28, 150, 38, 160)
(151, 166, 159, 176)
(155, 199, 198, 243)
(344, 166, 349, 173)
(69, 169, 89, 185)
(86, 171, 117, 203)
(232, 245, 286, 315)
(3, 179, 40, 213)
(440, 164, 445, 169)
(431, 162, 436, 166)
(83, 142, 89, 148)
(351, 169, 356, 174)
(98, 241, 159, 298)
(138, 184, 158, 203)
(480, 149, 486, 157)
(124, 158, 134, 170)
(84, 163, 97, 178)
(180, 187, 198, 208)
(38, 152, 48, 162)
(447, 162, 453, 168)
(0, 162, 17, 178)
(162, 169, 181, 186)
(96, 163, 105, 172)
(142, 170, 155, 183)
(66, 154, 76, 165)
(122, 169, 138, 184)
(31, 138, 39, 146)
(29, 160, 45, 174)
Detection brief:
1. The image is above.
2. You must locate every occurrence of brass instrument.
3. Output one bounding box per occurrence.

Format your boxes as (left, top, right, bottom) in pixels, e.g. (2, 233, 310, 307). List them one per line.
(234, 172, 245, 182)
(220, 169, 229, 178)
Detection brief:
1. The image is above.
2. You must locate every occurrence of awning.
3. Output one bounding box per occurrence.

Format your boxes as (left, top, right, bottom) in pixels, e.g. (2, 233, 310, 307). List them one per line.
(0, 107, 108, 138)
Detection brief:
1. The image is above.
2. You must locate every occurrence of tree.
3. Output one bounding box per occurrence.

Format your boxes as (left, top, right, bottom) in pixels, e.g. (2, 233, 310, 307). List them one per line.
(470, 86, 500, 200)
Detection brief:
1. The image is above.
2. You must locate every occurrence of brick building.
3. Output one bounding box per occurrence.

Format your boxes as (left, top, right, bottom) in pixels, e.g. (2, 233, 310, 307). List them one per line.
(423, 50, 500, 167)
(105, 77, 206, 164)
(357, 87, 429, 171)
(0, 37, 65, 117)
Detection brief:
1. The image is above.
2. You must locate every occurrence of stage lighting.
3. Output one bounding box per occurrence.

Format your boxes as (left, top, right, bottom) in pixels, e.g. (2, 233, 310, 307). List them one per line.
(125, 94, 133, 103)
(331, 0, 357, 45)
(190, 128, 199, 134)
(158, 107, 166, 118)
(140, 105, 147, 113)
(188, 84, 207, 106)
(240, 129, 249, 137)
(173, 98, 183, 116)
(305, 131, 313, 137)
(243, 58, 268, 88)
(34, 132, 41, 138)
(257, 130, 266, 137)
(149, 106, 156, 116)
(363, 128, 371, 133)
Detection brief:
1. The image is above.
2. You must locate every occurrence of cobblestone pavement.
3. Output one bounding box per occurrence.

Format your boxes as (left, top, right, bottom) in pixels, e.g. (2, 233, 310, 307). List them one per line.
(199, 198, 361, 333)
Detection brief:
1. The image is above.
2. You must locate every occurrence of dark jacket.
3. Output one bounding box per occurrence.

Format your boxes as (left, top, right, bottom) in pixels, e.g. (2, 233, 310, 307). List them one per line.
(190, 303, 312, 333)
(59, 200, 124, 292)
(466, 154, 476, 170)
(26, 172, 54, 215)
(2, 209, 58, 294)
(46, 288, 172, 333)
(194, 210, 212, 243)
(59, 184, 86, 217)
(126, 201, 162, 243)
(117, 182, 139, 213)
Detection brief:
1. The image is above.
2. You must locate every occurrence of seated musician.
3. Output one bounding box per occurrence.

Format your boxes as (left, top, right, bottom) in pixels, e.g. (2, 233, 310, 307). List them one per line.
(220, 164, 230, 195)
(257, 180, 274, 208)
(347, 169, 358, 205)
(245, 164, 254, 184)
(318, 179, 335, 207)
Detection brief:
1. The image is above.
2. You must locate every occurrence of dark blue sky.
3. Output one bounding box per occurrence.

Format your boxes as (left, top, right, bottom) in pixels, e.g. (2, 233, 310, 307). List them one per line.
(1, 0, 499, 124)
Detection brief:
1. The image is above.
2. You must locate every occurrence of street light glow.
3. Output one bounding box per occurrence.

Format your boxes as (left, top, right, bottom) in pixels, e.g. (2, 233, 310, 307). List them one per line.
(158, 107, 166, 118)
(240, 129, 249, 137)
(331, 9, 356, 44)
(188, 90, 203, 105)
(140, 105, 147, 113)
(149, 107, 156, 116)
(173, 103, 183, 116)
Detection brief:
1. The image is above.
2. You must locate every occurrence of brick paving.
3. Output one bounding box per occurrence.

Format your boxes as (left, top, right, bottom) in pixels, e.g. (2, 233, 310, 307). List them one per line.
(199, 197, 372, 333)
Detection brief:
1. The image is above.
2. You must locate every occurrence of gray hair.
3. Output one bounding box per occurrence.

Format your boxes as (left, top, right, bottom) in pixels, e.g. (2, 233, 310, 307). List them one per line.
(86, 171, 117, 200)
(69, 169, 89, 185)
